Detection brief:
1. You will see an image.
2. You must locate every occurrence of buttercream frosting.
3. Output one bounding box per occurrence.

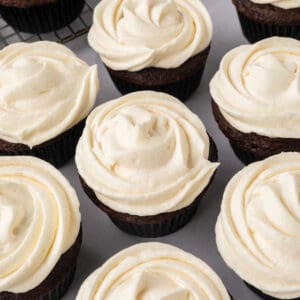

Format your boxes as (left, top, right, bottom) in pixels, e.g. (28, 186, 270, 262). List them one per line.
(0, 156, 81, 293)
(76, 242, 231, 300)
(216, 152, 300, 299)
(75, 91, 219, 216)
(0, 41, 99, 147)
(210, 37, 300, 139)
(88, 0, 212, 71)
(250, 0, 300, 9)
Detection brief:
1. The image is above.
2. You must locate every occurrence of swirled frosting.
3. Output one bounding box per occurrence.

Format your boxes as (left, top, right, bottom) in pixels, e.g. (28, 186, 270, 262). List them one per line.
(0, 41, 99, 147)
(88, 0, 212, 71)
(75, 91, 219, 216)
(250, 0, 300, 9)
(76, 242, 231, 300)
(0, 156, 81, 293)
(216, 152, 300, 299)
(210, 37, 300, 138)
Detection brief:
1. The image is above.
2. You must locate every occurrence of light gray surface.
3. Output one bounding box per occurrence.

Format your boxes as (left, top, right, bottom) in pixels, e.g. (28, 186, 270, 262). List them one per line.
(62, 1, 260, 299)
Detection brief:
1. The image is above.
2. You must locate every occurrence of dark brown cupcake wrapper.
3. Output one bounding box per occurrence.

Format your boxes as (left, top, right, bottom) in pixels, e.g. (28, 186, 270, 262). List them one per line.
(105, 47, 210, 101)
(109, 199, 199, 237)
(237, 10, 300, 43)
(107, 66, 206, 101)
(244, 281, 300, 300)
(0, 229, 82, 300)
(211, 100, 300, 165)
(0, 119, 85, 168)
(229, 140, 260, 165)
(0, 0, 84, 33)
(79, 136, 218, 238)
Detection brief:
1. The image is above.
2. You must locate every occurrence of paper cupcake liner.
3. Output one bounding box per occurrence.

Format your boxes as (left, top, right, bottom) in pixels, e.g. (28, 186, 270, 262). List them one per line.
(0, 0, 84, 33)
(79, 137, 218, 238)
(229, 141, 261, 165)
(237, 11, 300, 43)
(42, 266, 76, 300)
(0, 266, 76, 300)
(244, 281, 300, 300)
(0, 119, 85, 168)
(107, 67, 205, 101)
(109, 200, 200, 238)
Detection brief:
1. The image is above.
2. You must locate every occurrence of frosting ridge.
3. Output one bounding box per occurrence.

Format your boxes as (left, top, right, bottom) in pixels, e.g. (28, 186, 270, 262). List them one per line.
(88, 0, 212, 71)
(76, 242, 231, 300)
(216, 152, 300, 299)
(0, 156, 81, 293)
(75, 91, 219, 216)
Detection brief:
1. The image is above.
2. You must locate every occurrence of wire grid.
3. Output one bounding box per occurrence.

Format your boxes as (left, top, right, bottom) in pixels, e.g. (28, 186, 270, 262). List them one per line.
(0, 0, 95, 47)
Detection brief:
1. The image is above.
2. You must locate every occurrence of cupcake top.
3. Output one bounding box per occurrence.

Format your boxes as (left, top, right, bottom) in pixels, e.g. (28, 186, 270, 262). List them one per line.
(0, 156, 81, 293)
(75, 91, 219, 216)
(88, 0, 212, 71)
(76, 242, 231, 300)
(0, 41, 99, 147)
(250, 0, 300, 9)
(216, 152, 300, 299)
(210, 37, 300, 139)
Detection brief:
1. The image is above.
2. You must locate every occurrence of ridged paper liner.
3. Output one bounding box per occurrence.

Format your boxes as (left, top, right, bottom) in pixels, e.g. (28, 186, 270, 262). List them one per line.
(237, 11, 300, 43)
(0, 0, 84, 33)
(0, 120, 85, 168)
(107, 67, 206, 101)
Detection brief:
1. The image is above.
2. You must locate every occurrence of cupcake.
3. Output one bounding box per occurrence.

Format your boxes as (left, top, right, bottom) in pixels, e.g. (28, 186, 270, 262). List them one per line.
(0, 156, 81, 299)
(88, 0, 212, 100)
(0, 41, 99, 167)
(232, 0, 300, 43)
(0, 0, 84, 33)
(216, 152, 300, 300)
(210, 37, 300, 165)
(75, 91, 219, 237)
(76, 242, 232, 300)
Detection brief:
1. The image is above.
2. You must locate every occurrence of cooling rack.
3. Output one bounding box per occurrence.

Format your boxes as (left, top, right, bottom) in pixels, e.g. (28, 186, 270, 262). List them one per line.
(0, 0, 95, 47)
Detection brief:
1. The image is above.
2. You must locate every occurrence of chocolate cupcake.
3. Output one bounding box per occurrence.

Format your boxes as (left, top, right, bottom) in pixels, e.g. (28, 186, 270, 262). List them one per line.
(0, 0, 84, 33)
(88, 0, 212, 100)
(210, 37, 300, 164)
(0, 156, 81, 299)
(75, 91, 219, 237)
(76, 242, 232, 300)
(0, 41, 99, 167)
(216, 153, 300, 300)
(232, 0, 300, 43)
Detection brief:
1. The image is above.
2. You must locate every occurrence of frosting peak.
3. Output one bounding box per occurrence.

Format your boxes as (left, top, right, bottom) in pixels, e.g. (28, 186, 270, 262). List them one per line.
(76, 243, 231, 300)
(216, 152, 300, 299)
(88, 0, 212, 71)
(76, 91, 219, 216)
(210, 37, 300, 138)
(0, 41, 99, 147)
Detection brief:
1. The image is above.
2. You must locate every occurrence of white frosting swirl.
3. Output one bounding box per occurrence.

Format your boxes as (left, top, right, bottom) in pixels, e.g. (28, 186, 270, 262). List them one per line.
(250, 0, 300, 9)
(75, 91, 219, 216)
(0, 156, 81, 293)
(76, 242, 231, 300)
(88, 0, 212, 71)
(0, 41, 99, 147)
(216, 152, 300, 299)
(210, 37, 300, 139)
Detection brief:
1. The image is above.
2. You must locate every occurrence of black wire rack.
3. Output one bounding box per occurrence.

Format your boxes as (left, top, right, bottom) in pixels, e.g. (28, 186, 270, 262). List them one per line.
(0, 0, 96, 47)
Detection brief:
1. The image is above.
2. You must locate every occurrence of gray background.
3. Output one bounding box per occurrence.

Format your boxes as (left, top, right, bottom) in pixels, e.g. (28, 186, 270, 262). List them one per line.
(62, 1, 260, 299)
